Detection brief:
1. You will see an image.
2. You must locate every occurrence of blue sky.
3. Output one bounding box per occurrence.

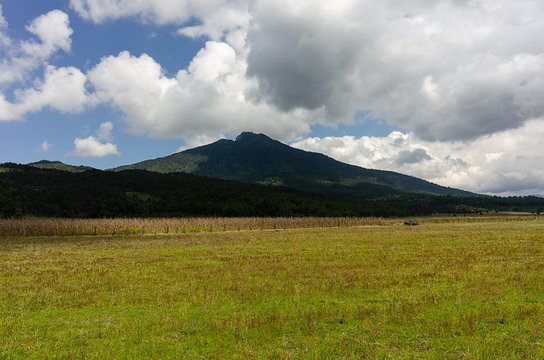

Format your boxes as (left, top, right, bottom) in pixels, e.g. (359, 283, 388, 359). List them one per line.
(0, 0, 208, 168)
(1, 1, 544, 195)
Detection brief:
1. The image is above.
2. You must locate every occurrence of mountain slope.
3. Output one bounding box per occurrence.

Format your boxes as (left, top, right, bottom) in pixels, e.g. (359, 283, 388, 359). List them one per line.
(115, 132, 474, 198)
(0, 163, 445, 218)
(3, 163, 544, 218)
(28, 160, 95, 173)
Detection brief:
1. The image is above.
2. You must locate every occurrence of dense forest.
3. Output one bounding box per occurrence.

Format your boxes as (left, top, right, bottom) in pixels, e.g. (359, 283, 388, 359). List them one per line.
(1, 163, 542, 218)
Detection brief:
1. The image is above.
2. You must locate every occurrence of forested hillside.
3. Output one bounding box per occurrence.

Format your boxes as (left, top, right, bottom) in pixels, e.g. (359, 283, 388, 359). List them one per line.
(115, 132, 474, 198)
(1, 163, 543, 218)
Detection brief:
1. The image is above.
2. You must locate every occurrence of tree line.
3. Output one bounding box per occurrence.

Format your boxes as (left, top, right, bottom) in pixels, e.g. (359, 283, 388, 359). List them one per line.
(1, 163, 542, 218)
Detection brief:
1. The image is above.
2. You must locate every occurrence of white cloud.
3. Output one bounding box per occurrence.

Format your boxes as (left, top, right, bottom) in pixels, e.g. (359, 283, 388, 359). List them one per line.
(0, 5, 10, 48)
(86, 47, 309, 142)
(73, 136, 120, 157)
(0, 10, 73, 85)
(176, 4, 250, 51)
(39, 141, 52, 152)
(72, 121, 120, 157)
(0, 9, 86, 122)
(188, 41, 236, 81)
(87, 51, 178, 135)
(70, 0, 197, 24)
(0, 66, 91, 121)
(70, 0, 250, 49)
(96, 121, 114, 141)
(23, 10, 73, 58)
(0, 5, 6, 28)
(292, 118, 544, 195)
(176, 134, 226, 152)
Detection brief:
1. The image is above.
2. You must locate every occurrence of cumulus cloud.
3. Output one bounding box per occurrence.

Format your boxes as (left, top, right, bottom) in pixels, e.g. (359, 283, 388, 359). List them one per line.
(72, 121, 120, 157)
(0, 5, 6, 27)
(0, 9, 73, 85)
(70, 0, 250, 49)
(87, 51, 178, 135)
(0, 9, 86, 122)
(292, 118, 544, 195)
(96, 121, 114, 141)
(86, 46, 309, 143)
(73, 136, 119, 157)
(0, 65, 91, 121)
(70, 0, 203, 24)
(246, 1, 362, 117)
(70, 0, 544, 143)
(395, 148, 431, 166)
(245, 0, 544, 141)
(0, 5, 9, 48)
(22, 9, 73, 58)
(39, 141, 52, 152)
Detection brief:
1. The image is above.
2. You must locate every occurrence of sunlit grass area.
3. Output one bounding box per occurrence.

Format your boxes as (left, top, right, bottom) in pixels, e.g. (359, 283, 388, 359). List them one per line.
(1, 218, 543, 358)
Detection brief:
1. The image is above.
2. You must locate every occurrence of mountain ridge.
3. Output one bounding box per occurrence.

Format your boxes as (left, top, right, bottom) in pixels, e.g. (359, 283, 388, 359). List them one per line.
(114, 132, 474, 198)
(28, 160, 95, 173)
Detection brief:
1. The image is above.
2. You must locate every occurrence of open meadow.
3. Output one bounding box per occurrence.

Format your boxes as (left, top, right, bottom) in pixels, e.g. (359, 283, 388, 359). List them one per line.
(1, 217, 543, 359)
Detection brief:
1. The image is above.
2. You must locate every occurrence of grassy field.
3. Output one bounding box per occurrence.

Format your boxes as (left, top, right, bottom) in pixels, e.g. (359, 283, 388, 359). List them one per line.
(1, 218, 543, 359)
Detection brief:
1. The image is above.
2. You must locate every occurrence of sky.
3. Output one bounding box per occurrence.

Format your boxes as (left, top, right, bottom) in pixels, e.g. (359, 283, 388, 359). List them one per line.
(1, 0, 543, 196)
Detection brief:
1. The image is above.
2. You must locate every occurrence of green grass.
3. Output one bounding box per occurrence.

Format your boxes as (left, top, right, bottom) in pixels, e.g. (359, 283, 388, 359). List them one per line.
(1, 219, 543, 358)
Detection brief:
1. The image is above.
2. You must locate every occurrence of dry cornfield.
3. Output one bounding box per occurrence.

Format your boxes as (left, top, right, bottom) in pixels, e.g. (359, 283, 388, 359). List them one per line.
(0, 214, 540, 237)
(0, 217, 390, 237)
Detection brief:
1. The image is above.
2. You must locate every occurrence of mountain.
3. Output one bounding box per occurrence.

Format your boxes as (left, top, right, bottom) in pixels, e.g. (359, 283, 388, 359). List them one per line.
(28, 160, 95, 173)
(115, 132, 474, 198)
